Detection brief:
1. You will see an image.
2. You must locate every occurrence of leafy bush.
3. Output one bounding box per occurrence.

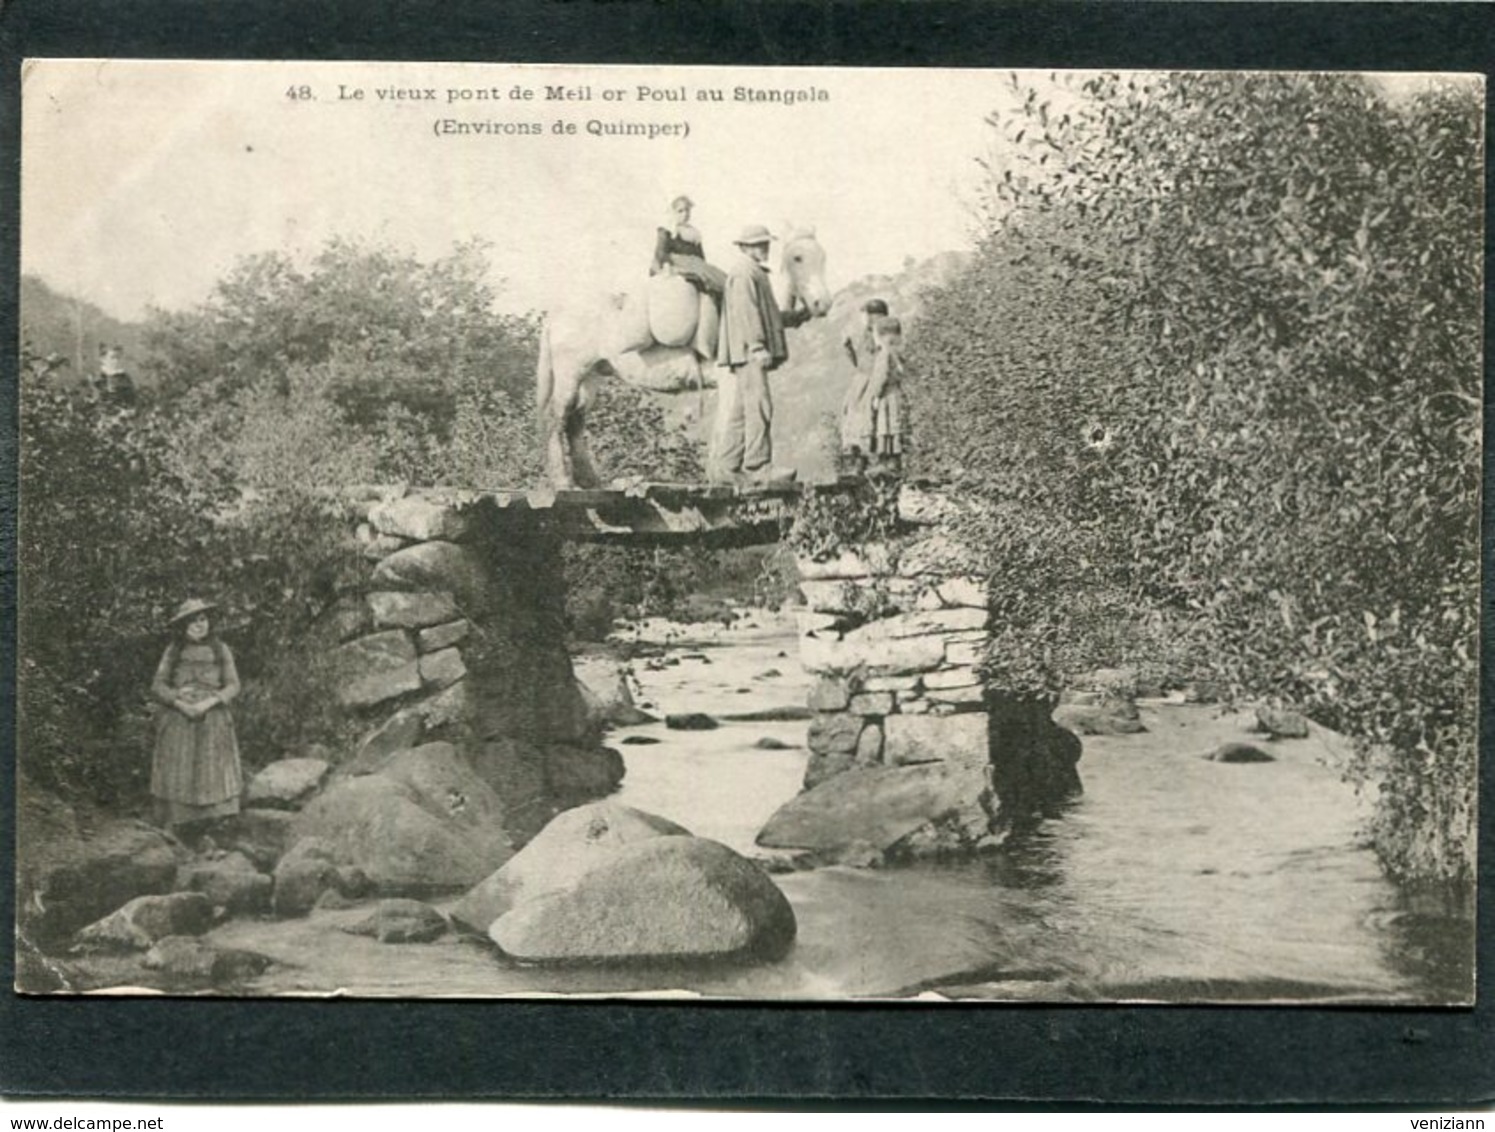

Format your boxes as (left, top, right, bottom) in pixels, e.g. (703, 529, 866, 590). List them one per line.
(908, 73, 1481, 883)
(18, 346, 371, 802)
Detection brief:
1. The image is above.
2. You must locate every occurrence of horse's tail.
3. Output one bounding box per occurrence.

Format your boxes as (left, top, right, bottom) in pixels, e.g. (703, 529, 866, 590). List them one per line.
(535, 319, 555, 429)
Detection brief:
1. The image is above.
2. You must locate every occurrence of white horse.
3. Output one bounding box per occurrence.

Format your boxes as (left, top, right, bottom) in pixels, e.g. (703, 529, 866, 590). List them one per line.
(535, 228, 832, 488)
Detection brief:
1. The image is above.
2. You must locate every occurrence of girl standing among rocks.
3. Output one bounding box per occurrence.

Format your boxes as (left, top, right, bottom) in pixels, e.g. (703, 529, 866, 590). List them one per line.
(150, 598, 243, 837)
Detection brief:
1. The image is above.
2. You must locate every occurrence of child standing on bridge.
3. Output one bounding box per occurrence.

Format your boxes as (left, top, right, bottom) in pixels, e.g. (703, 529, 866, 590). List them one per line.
(839, 298, 888, 473)
(868, 316, 907, 473)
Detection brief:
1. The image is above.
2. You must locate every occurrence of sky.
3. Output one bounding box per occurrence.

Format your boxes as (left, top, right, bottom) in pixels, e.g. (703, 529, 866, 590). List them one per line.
(22, 63, 1460, 324)
(22, 60, 1013, 321)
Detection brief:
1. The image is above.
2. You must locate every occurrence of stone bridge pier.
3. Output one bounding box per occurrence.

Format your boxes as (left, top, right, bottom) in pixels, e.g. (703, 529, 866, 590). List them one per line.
(758, 484, 1082, 866)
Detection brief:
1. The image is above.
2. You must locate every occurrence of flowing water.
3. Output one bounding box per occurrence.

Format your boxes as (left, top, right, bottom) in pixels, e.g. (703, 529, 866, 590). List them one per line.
(210, 612, 1471, 1003)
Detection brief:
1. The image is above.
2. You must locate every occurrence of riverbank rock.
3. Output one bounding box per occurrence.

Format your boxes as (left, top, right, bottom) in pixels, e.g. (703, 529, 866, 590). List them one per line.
(754, 737, 794, 751)
(666, 712, 719, 731)
(343, 898, 448, 943)
(803, 750, 857, 790)
(1054, 668, 1146, 737)
(74, 892, 214, 952)
(489, 837, 796, 964)
(546, 744, 626, 803)
(450, 802, 689, 933)
(346, 708, 426, 777)
(142, 936, 273, 987)
(988, 696, 1084, 822)
(1052, 699, 1146, 736)
(245, 758, 331, 809)
(272, 838, 346, 917)
(291, 743, 514, 896)
(223, 809, 298, 871)
(574, 655, 655, 728)
(23, 819, 183, 944)
(177, 851, 272, 914)
(1208, 741, 1276, 764)
(1256, 706, 1310, 740)
(620, 735, 661, 746)
(757, 762, 993, 862)
(721, 705, 813, 723)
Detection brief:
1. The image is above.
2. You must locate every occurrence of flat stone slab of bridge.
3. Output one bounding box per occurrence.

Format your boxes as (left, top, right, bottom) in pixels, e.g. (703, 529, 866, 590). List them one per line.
(350, 478, 864, 548)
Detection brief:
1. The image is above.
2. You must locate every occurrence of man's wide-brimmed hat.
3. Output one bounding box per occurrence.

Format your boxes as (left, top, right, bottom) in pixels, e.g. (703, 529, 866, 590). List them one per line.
(168, 598, 218, 626)
(733, 224, 776, 247)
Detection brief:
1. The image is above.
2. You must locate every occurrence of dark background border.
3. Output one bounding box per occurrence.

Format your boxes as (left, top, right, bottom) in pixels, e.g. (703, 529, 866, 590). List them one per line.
(1, 0, 1492, 1106)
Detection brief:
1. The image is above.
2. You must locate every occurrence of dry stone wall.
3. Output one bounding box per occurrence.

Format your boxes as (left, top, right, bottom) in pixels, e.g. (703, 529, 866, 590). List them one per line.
(794, 486, 994, 792)
(762, 485, 1083, 864)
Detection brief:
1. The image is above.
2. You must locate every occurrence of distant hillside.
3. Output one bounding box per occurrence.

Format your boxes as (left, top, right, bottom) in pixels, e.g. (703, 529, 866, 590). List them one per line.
(20, 275, 149, 389)
(653, 249, 972, 482)
(23, 251, 975, 484)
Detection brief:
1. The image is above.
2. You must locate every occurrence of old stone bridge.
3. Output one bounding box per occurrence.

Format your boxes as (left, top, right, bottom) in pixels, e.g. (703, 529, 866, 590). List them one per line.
(327, 478, 1079, 867)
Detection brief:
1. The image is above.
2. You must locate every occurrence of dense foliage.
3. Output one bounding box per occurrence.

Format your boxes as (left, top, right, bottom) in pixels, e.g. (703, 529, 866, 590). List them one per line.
(909, 73, 1482, 883)
(17, 345, 361, 801)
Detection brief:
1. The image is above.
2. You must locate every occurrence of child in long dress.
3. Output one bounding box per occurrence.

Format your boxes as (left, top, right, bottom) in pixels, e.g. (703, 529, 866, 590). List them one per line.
(869, 316, 908, 473)
(150, 598, 243, 835)
(839, 298, 888, 473)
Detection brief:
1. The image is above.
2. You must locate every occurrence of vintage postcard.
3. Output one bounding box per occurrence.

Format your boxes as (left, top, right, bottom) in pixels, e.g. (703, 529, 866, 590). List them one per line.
(16, 60, 1482, 1004)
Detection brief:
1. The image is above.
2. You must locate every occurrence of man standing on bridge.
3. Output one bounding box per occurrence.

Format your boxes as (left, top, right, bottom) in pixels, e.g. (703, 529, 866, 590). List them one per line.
(709, 224, 811, 485)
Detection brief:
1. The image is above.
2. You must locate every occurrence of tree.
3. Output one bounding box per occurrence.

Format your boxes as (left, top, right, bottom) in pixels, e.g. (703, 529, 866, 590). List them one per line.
(17, 347, 234, 798)
(910, 73, 1482, 884)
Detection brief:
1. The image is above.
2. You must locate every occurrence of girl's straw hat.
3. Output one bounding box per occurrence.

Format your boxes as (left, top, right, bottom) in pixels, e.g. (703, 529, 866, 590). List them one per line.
(168, 598, 219, 627)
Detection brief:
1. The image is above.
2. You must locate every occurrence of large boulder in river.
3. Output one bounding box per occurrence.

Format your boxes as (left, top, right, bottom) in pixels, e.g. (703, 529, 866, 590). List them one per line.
(757, 761, 994, 862)
(489, 836, 796, 964)
(290, 742, 514, 895)
(22, 818, 183, 944)
(73, 892, 214, 952)
(450, 801, 688, 932)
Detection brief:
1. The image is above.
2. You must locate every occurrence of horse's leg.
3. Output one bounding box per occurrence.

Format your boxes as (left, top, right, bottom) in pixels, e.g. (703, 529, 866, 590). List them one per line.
(567, 378, 603, 489)
(544, 404, 574, 488)
(537, 321, 577, 489)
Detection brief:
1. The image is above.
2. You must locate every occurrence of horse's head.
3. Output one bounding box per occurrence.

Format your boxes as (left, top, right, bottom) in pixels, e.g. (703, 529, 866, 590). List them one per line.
(779, 227, 832, 318)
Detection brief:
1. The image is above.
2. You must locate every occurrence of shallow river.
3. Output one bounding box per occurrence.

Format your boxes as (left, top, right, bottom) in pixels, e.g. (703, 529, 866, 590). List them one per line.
(217, 614, 1470, 1003)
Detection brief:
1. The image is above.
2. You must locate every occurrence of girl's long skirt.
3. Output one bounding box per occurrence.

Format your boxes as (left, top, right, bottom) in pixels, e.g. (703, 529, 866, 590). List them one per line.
(874, 385, 906, 455)
(151, 705, 242, 827)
